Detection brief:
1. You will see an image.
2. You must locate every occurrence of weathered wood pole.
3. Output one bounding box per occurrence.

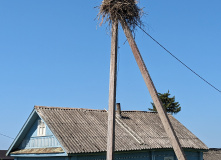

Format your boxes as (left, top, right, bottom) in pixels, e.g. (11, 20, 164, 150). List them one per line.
(120, 20, 186, 160)
(107, 20, 118, 160)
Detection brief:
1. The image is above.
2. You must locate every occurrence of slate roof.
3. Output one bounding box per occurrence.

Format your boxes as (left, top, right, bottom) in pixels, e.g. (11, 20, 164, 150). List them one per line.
(203, 148, 221, 160)
(35, 106, 208, 154)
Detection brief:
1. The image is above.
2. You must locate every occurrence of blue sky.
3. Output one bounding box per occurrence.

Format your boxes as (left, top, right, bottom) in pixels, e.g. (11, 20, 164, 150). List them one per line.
(0, 0, 220, 150)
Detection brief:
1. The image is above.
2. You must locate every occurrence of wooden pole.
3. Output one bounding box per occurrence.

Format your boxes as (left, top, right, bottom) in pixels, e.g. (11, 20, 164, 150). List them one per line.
(120, 20, 187, 160)
(106, 20, 118, 160)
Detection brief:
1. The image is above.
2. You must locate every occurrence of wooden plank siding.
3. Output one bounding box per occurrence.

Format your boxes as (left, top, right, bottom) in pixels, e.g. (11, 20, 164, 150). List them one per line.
(18, 117, 61, 149)
(19, 136, 60, 149)
(15, 150, 203, 160)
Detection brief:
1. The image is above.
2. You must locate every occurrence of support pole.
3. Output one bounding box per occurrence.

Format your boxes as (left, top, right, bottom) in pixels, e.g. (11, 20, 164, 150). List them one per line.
(106, 21, 118, 160)
(120, 20, 186, 160)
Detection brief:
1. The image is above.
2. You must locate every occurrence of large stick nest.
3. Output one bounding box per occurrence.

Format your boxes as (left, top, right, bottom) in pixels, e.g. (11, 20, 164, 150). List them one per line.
(98, 0, 143, 30)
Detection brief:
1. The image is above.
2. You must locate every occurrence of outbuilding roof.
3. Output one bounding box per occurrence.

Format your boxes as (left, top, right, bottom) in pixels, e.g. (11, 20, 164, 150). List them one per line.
(0, 150, 14, 159)
(34, 106, 207, 154)
(203, 148, 221, 160)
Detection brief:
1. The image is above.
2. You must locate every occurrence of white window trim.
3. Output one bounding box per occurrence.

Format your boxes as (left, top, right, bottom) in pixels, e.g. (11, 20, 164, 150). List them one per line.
(37, 120, 46, 136)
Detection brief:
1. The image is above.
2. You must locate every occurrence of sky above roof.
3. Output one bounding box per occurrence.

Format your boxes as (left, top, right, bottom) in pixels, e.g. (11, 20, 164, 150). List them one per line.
(0, 0, 220, 150)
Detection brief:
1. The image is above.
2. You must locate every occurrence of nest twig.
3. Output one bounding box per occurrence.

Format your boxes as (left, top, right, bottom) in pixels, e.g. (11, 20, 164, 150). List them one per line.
(97, 0, 143, 31)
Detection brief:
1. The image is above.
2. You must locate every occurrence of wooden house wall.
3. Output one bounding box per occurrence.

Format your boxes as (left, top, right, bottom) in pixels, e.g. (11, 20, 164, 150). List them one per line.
(16, 157, 65, 160)
(14, 150, 203, 160)
(18, 117, 61, 149)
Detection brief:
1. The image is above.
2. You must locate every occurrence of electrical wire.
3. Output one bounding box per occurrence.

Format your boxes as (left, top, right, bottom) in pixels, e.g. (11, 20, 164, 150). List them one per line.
(136, 24, 221, 94)
(0, 132, 14, 140)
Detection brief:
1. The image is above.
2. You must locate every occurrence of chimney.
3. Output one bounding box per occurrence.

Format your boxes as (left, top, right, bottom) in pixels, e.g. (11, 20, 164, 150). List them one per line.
(116, 103, 121, 118)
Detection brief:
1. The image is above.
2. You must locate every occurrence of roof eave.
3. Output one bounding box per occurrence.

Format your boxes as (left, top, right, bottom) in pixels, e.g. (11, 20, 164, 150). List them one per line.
(6, 108, 37, 156)
(10, 152, 68, 157)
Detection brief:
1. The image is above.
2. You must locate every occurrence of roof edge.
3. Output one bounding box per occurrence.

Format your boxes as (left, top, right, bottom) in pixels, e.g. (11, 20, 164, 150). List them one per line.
(6, 108, 37, 156)
(34, 106, 165, 114)
(34, 105, 107, 112)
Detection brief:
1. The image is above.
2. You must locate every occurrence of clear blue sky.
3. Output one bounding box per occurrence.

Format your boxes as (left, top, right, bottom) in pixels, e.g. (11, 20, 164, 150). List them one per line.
(0, 0, 220, 150)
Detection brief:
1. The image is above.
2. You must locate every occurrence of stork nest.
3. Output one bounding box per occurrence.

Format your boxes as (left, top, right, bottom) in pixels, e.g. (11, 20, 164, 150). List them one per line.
(98, 0, 143, 31)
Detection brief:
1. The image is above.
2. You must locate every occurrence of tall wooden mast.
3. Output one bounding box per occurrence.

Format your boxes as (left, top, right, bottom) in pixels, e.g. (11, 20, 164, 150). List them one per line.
(106, 20, 118, 160)
(99, 1, 187, 159)
(120, 20, 186, 160)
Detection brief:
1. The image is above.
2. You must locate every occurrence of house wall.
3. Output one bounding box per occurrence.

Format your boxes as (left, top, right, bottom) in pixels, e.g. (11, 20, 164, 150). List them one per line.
(18, 117, 61, 149)
(16, 158, 65, 160)
(14, 150, 203, 160)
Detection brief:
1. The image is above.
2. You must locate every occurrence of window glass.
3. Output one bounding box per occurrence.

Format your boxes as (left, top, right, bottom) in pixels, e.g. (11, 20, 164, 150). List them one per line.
(37, 120, 46, 136)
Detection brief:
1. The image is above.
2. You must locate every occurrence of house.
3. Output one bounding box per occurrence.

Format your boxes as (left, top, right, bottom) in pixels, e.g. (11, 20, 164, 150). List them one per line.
(7, 105, 208, 160)
(0, 150, 14, 159)
(203, 148, 221, 160)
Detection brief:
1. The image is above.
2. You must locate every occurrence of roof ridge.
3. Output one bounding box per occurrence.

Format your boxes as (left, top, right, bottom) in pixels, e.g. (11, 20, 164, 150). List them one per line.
(209, 148, 221, 151)
(34, 106, 106, 112)
(34, 106, 170, 114)
(104, 108, 145, 145)
(122, 110, 158, 113)
(116, 117, 145, 145)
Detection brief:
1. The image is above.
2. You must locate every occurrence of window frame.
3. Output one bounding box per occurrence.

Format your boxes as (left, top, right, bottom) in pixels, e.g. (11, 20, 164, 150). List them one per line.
(37, 119, 46, 136)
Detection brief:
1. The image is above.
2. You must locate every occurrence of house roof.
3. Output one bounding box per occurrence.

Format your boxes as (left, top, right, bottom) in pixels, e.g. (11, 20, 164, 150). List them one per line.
(203, 148, 221, 160)
(33, 106, 207, 154)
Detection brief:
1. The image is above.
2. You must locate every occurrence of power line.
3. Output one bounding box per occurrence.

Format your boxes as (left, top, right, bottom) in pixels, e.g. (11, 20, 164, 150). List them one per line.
(136, 24, 221, 94)
(0, 132, 14, 140)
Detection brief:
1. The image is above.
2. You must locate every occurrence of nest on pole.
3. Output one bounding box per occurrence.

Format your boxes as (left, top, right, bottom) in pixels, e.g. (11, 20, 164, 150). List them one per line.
(98, 0, 143, 31)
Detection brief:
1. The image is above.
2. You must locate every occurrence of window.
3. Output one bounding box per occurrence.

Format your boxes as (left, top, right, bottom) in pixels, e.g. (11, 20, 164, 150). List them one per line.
(37, 120, 46, 136)
(164, 157, 174, 160)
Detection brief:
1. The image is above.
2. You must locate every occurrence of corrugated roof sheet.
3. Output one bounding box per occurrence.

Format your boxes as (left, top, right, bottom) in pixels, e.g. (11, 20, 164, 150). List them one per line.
(203, 148, 221, 160)
(35, 106, 208, 154)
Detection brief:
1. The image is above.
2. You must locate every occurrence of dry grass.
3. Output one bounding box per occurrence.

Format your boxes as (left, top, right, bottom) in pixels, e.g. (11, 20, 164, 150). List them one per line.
(98, 0, 143, 30)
